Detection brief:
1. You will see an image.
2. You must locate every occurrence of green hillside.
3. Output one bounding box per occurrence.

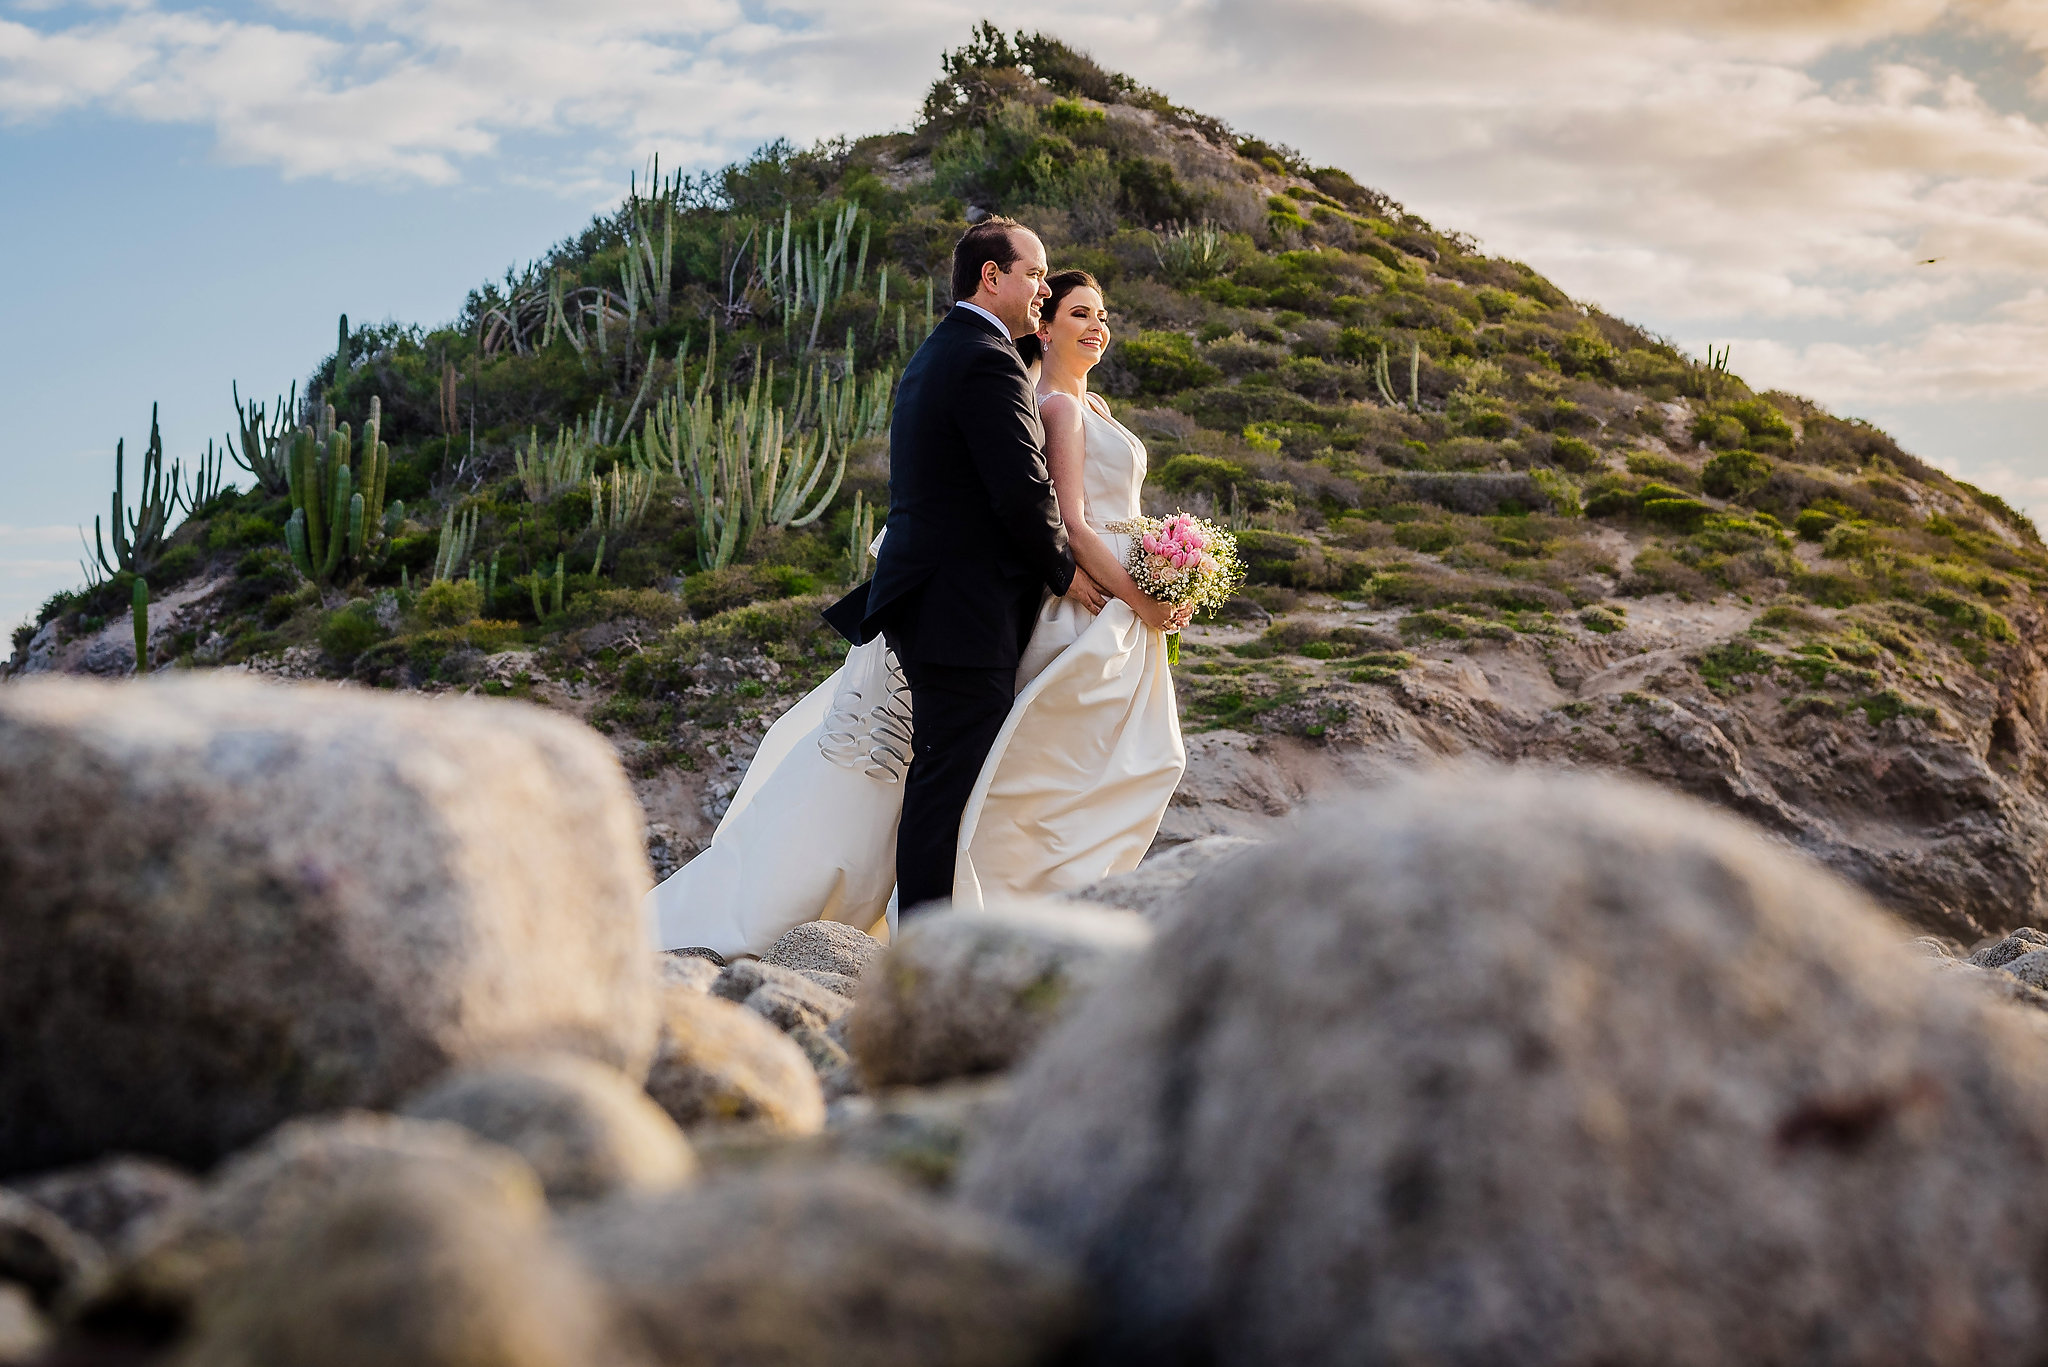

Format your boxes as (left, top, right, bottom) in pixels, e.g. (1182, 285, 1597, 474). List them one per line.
(25, 23, 2044, 744)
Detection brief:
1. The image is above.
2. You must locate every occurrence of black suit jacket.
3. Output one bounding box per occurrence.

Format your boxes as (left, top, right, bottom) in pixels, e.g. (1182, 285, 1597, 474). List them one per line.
(824, 306, 1075, 669)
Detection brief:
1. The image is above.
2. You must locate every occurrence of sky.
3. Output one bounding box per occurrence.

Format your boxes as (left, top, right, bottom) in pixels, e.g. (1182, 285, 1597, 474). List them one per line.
(3, 0, 2046, 640)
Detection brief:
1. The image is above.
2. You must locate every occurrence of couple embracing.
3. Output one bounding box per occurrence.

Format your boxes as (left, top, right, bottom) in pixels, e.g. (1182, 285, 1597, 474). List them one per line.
(649, 218, 1191, 957)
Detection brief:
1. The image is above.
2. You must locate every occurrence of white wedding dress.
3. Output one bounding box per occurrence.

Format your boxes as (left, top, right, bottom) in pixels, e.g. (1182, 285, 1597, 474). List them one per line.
(646, 394, 1184, 957)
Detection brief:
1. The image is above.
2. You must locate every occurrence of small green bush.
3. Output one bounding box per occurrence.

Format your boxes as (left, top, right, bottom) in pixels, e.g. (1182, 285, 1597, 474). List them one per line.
(1643, 497, 1712, 531)
(1579, 605, 1626, 634)
(319, 600, 386, 662)
(1693, 413, 1748, 449)
(1549, 436, 1599, 473)
(682, 564, 817, 619)
(413, 579, 482, 627)
(1152, 454, 1249, 499)
(1702, 449, 1772, 499)
(1795, 508, 1838, 540)
(1119, 331, 1222, 394)
(1625, 451, 1698, 489)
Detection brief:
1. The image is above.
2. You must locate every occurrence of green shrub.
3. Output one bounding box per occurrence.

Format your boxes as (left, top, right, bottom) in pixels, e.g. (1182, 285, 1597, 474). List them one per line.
(682, 564, 817, 619)
(1695, 640, 1777, 693)
(1394, 522, 1461, 553)
(1549, 436, 1599, 473)
(207, 512, 280, 551)
(1795, 508, 1838, 540)
(1625, 451, 1698, 489)
(1702, 449, 1772, 499)
(1119, 331, 1222, 394)
(413, 579, 482, 627)
(1643, 497, 1712, 530)
(1153, 453, 1249, 499)
(1693, 413, 1748, 449)
(1923, 591, 2014, 642)
(1579, 604, 1626, 634)
(318, 600, 386, 662)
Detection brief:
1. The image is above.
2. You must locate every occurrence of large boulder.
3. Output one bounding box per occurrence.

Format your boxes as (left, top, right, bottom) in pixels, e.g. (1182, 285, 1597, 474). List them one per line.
(0, 675, 658, 1174)
(712, 960, 850, 1032)
(82, 1112, 542, 1341)
(400, 1054, 696, 1204)
(961, 770, 2048, 1366)
(644, 989, 825, 1135)
(850, 899, 1150, 1088)
(178, 1155, 623, 1367)
(560, 1164, 1081, 1367)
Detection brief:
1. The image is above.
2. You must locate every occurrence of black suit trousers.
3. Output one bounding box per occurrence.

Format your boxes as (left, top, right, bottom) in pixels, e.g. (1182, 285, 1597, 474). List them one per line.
(891, 641, 1014, 915)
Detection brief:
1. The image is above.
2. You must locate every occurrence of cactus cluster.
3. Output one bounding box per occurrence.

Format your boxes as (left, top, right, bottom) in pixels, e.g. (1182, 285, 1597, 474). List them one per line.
(230, 381, 298, 495)
(283, 397, 404, 583)
(433, 507, 478, 583)
(92, 405, 178, 577)
(640, 327, 889, 570)
(846, 490, 878, 584)
(758, 203, 871, 357)
(1373, 341, 1421, 413)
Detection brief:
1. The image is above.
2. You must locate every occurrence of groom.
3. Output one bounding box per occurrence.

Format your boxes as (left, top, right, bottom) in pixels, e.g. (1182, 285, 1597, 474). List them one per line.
(824, 218, 1106, 914)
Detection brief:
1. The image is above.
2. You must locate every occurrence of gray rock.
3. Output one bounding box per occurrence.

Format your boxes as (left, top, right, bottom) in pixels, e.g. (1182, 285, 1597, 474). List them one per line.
(644, 989, 825, 1135)
(850, 899, 1151, 1088)
(0, 676, 658, 1174)
(88, 1112, 543, 1336)
(0, 1283, 48, 1363)
(795, 968, 861, 998)
(713, 960, 850, 1033)
(764, 922, 887, 981)
(1971, 927, 2048, 969)
(561, 1164, 1081, 1367)
(400, 1054, 696, 1204)
(0, 1188, 100, 1308)
(178, 1156, 622, 1367)
(657, 953, 719, 994)
(823, 1076, 1014, 1191)
(963, 769, 2048, 1366)
(1068, 836, 1260, 919)
(1930, 958, 2048, 1014)
(11, 1155, 198, 1252)
(2003, 949, 2048, 991)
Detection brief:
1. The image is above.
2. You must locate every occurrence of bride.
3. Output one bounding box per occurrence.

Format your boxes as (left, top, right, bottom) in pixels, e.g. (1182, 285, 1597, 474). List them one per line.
(646, 269, 1188, 957)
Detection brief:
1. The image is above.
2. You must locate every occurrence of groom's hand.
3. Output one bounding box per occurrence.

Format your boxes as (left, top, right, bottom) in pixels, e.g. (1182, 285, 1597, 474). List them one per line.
(1064, 567, 1107, 615)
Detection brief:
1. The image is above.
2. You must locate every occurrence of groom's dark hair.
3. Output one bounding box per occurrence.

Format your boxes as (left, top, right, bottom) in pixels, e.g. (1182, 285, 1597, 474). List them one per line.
(951, 217, 1029, 303)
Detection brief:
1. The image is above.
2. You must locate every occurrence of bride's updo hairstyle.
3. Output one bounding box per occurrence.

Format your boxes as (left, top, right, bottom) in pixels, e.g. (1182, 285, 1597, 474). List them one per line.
(1016, 269, 1103, 367)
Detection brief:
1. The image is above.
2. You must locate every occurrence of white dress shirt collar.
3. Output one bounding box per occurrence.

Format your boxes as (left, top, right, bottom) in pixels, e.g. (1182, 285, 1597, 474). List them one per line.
(953, 299, 1013, 340)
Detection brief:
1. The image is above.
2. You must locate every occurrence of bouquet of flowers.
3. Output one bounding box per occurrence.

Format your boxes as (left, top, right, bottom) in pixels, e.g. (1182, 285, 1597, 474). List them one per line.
(1104, 512, 1246, 663)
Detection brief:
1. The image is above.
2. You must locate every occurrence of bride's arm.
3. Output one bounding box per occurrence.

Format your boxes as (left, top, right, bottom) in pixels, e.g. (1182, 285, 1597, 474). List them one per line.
(1041, 393, 1177, 630)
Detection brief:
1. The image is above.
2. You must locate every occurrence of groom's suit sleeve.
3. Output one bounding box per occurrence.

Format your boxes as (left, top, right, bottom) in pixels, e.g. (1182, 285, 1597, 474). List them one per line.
(955, 341, 1076, 598)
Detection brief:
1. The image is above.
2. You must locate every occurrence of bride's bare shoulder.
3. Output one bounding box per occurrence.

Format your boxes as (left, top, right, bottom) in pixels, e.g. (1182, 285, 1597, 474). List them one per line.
(1036, 389, 1086, 430)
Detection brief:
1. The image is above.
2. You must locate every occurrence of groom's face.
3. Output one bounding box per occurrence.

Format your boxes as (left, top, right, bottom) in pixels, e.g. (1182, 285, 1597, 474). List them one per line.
(980, 229, 1052, 339)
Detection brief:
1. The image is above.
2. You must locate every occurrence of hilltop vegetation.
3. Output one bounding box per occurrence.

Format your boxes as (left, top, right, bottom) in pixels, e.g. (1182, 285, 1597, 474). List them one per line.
(15, 25, 2048, 930)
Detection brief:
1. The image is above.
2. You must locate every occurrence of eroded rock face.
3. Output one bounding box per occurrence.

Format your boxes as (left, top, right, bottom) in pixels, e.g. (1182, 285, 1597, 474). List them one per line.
(400, 1054, 696, 1204)
(177, 1158, 621, 1367)
(0, 676, 659, 1174)
(643, 989, 825, 1135)
(560, 1165, 1081, 1367)
(962, 769, 2048, 1367)
(850, 900, 1151, 1088)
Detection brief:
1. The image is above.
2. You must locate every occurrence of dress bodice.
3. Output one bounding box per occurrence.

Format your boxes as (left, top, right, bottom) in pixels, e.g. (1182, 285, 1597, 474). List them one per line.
(1076, 395, 1146, 530)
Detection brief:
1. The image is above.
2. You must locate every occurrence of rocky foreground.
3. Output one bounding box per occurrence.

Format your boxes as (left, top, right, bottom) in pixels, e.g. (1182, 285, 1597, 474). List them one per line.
(8, 674, 2048, 1365)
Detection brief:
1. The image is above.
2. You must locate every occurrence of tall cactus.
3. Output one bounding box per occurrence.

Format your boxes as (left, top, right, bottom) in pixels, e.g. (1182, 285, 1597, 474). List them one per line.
(230, 381, 297, 494)
(131, 579, 149, 675)
(432, 507, 479, 583)
(93, 404, 177, 576)
(282, 397, 400, 583)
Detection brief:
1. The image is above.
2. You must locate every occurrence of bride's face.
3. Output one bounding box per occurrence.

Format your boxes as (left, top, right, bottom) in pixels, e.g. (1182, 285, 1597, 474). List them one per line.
(1038, 286, 1110, 372)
